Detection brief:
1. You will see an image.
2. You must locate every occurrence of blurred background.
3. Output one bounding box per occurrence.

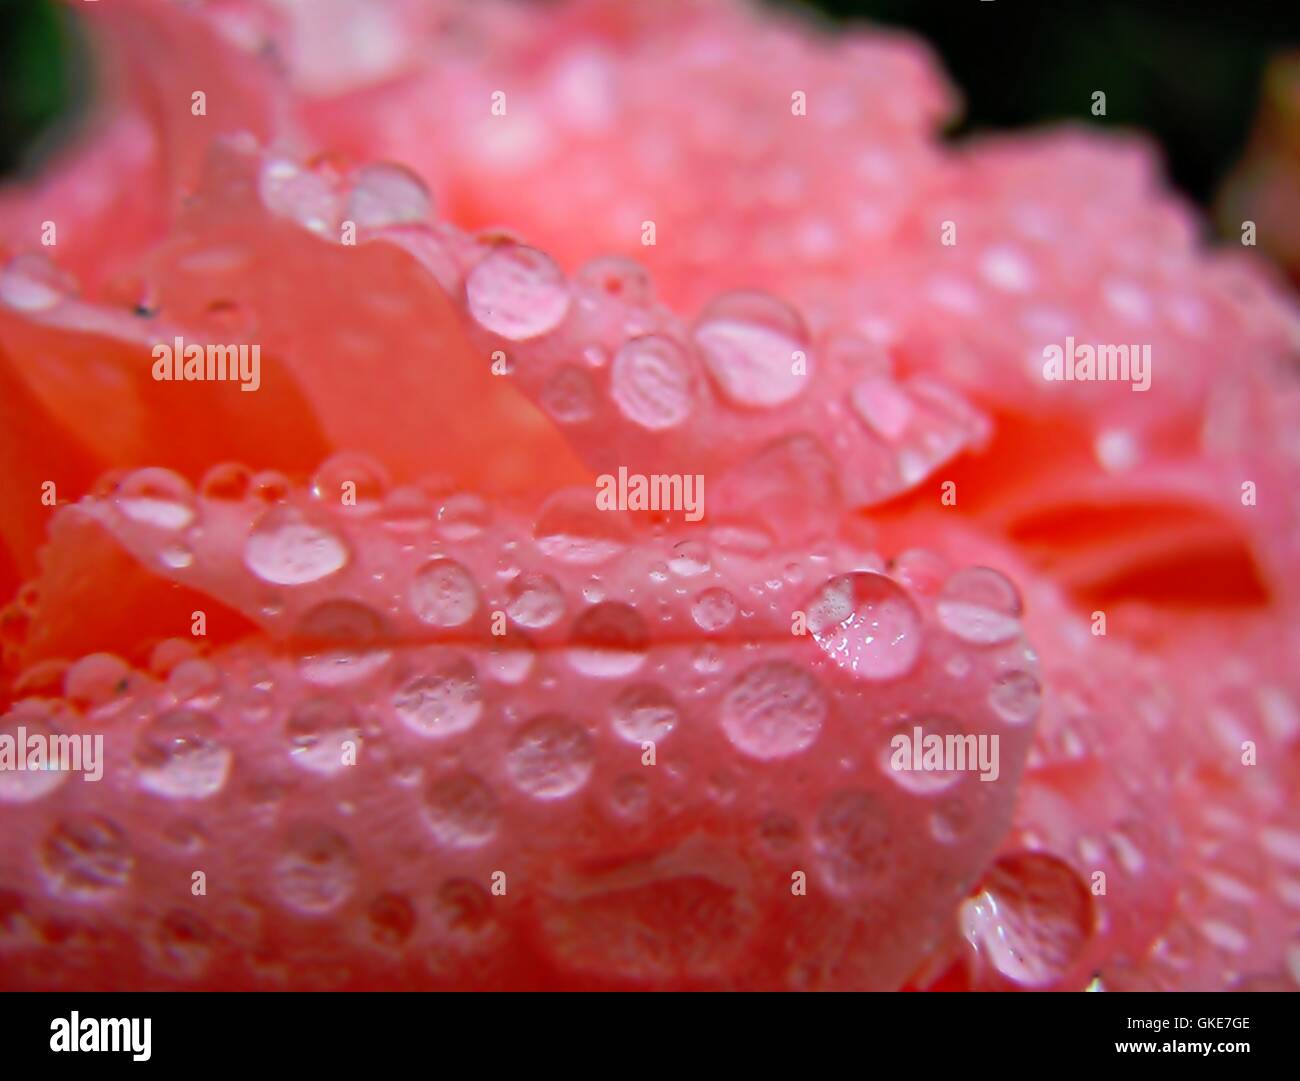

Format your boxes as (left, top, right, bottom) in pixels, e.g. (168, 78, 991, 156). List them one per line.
(3, 0, 1299, 271)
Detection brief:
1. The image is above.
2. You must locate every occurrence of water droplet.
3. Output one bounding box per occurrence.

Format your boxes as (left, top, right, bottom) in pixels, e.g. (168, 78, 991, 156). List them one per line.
(804, 573, 922, 680)
(466, 244, 570, 340)
(568, 603, 648, 677)
(272, 822, 358, 913)
(200, 462, 253, 502)
(259, 157, 340, 235)
(936, 566, 1022, 645)
(114, 468, 197, 530)
(64, 653, 131, 707)
(506, 714, 594, 799)
(720, 661, 826, 759)
(293, 599, 392, 686)
(534, 490, 628, 564)
(988, 670, 1041, 726)
(0, 253, 74, 311)
(693, 291, 809, 408)
(423, 772, 500, 848)
(813, 790, 891, 895)
(506, 572, 565, 629)
(287, 698, 361, 775)
(0, 710, 68, 803)
(366, 892, 416, 947)
(161, 543, 194, 569)
(41, 817, 132, 900)
(540, 365, 596, 423)
(392, 653, 483, 738)
(135, 708, 232, 799)
(610, 334, 695, 430)
(311, 451, 389, 511)
(244, 509, 348, 586)
(436, 492, 491, 540)
(409, 558, 478, 627)
(961, 851, 1093, 988)
(611, 684, 679, 743)
(692, 587, 737, 632)
(668, 539, 710, 577)
(345, 162, 431, 227)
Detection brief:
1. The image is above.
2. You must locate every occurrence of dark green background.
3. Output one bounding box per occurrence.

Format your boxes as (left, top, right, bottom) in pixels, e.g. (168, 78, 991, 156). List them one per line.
(2, 0, 1297, 204)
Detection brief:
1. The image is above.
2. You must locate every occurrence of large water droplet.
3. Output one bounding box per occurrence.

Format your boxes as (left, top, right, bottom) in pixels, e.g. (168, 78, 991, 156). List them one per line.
(610, 334, 695, 430)
(272, 822, 358, 914)
(245, 509, 349, 586)
(693, 291, 809, 408)
(568, 603, 648, 677)
(392, 654, 483, 738)
(423, 772, 500, 848)
(805, 573, 922, 680)
(936, 566, 1023, 645)
(506, 714, 594, 799)
(534, 490, 628, 564)
(466, 244, 570, 340)
(409, 558, 479, 627)
(812, 790, 891, 896)
(720, 661, 826, 759)
(293, 599, 392, 686)
(135, 708, 232, 799)
(41, 816, 133, 900)
(961, 851, 1093, 988)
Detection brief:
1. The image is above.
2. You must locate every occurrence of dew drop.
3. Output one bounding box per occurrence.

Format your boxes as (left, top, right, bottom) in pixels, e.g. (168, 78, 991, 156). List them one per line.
(466, 244, 570, 340)
(506, 572, 566, 629)
(0, 253, 73, 311)
(135, 708, 232, 799)
(409, 558, 478, 627)
(693, 291, 809, 408)
(287, 698, 361, 775)
(271, 822, 358, 914)
(0, 709, 67, 803)
(988, 670, 1042, 726)
(423, 772, 500, 848)
(610, 334, 695, 430)
(392, 653, 483, 739)
(813, 790, 891, 895)
(692, 587, 737, 632)
(41, 817, 133, 900)
(567, 603, 648, 678)
(936, 566, 1022, 645)
(293, 599, 392, 686)
(114, 468, 197, 530)
(720, 661, 826, 760)
(506, 714, 594, 799)
(611, 684, 679, 743)
(534, 490, 628, 564)
(244, 509, 349, 586)
(804, 572, 922, 680)
(345, 162, 431, 227)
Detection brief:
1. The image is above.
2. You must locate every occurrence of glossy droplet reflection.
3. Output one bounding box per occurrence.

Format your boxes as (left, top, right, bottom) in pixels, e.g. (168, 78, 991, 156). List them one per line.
(805, 573, 922, 681)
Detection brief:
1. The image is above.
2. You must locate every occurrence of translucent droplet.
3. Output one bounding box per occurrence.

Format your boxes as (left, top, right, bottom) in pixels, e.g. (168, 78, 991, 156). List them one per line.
(466, 244, 570, 340)
(506, 572, 565, 629)
(692, 587, 737, 632)
(345, 162, 431, 228)
(576, 255, 654, 306)
(0, 253, 74, 311)
(200, 462, 253, 502)
(135, 708, 232, 799)
(244, 509, 348, 586)
(436, 492, 491, 540)
(423, 772, 500, 848)
(961, 851, 1093, 987)
(610, 334, 695, 430)
(988, 670, 1041, 726)
(392, 654, 483, 738)
(272, 822, 358, 913)
(805, 572, 922, 680)
(0, 710, 68, 803)
(534, 490, 628, 564)
(114, 468, 197, 530)
(293, 599, 392, 686)
(506, 714, 594, 799)
(41, 816, 133, 900)
(813, 789, 891, 895)
(693, 291, 809, 408)
(409, 558, 478, 627)
(936, 566, 1022, 645)
(720, 661, 826, 760)
(668, 539, 710, 577)
(567, 603, 648, 678)
(311, 451, 389, 511)
(259, 157, 340, 235)
(540, 365, 596, 423)
(610, 684, 679, 743)
(287, 698, 361, 775)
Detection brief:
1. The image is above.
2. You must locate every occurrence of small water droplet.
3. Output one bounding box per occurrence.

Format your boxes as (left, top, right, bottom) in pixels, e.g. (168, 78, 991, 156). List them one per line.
(41, 816, 132, 900)
(506, 714, 594, 799)
(114, 468, 197, 530)
(805, 573, 922, 680)
(409, 558, 479, 626)
(287, 698, 361, 775)
(693, 291, 809, 408)
(691, 587, 737, 632)
(392, 653, 483, 738)
(506, 572, 565, 629)
(0, 253, 74, 311)
(988, 670, 1041, 726)
(345, 162, 431, 227)
(423, 772, 500, 848)
(610, 334, 695, 430)
(610, 684, 679, 743)
(936, 566, 1022, 645)
(271, 822, 358, 913)
(720, 661, 826, 760)
(567, 603, 648, 677)
(135, 707, 232, 799)
(244, 509, 348, 586)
